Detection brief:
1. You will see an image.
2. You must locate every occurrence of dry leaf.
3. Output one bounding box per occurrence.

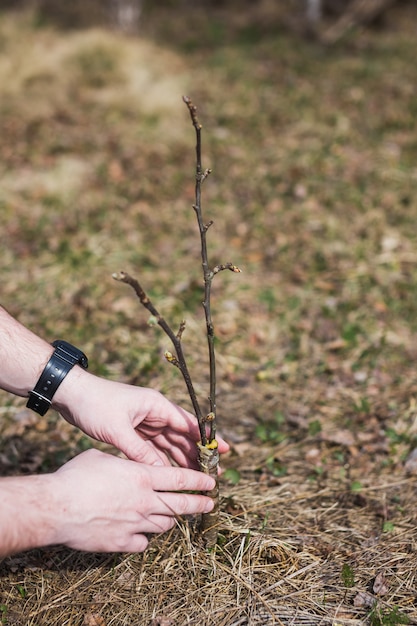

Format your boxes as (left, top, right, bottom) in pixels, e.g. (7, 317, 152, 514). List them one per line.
(150, 617, 174, 626)
(305, 447, 321, 462)
(83, 613, 106, 626)
(231, 441, 253, 456)
(325, 338, 347, 351)
(353, 591, 374, 608)
(404, 448, 417, 475)
(321, 429, 355, 447)
(108, 159, 124, 182)
(373, 571, 389, 596)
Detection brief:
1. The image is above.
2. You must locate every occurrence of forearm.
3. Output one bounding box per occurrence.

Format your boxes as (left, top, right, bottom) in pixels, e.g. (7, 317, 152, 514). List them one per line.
(0, 450, 217, 557)
(0, 306, 53, 398)
(0, 305, 229, 471)
(0, 305, 88, 414)
(0, 474, 59, 557)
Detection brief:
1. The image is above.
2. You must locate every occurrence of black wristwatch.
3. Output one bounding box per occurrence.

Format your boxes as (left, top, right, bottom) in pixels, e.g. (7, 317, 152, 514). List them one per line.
(26, 340, 89, 416)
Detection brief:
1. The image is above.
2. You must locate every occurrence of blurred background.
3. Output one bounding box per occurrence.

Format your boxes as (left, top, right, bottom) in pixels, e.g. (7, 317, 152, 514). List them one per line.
(1, 0, 417, 484)
(2, 2, 417, 623)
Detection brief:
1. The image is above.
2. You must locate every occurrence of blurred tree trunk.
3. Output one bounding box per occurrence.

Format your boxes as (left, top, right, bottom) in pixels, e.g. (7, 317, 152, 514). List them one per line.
(0, 0, 411, 40)
(306, 0, 322, 24)
(320, 0, 397, 43)
(31, 0, 104, 28)
(108, 0, 142, 33)
(9, 0, 143, 32)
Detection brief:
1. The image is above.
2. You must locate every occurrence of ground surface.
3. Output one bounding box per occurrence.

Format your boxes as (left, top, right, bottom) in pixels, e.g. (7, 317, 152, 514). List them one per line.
(1, 2, 417, 624)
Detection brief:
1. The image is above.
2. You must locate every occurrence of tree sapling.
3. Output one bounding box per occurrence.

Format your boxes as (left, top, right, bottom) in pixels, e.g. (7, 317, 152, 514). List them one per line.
(113, 96, 240, 547)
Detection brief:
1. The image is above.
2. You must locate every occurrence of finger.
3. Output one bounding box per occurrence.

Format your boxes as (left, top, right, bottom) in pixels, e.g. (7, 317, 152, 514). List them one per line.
(124, 533, 149, 553)
(116, 431, 169, 466)
(164, 401, 204, 437)
(166, 446, 200, 471)
(149, 433, 200, 470)
(135, 440, 172, 466)
(140, 515, 176, 534)
(148, 465, 216, 494)
(216, 435, 230, 454)
(153, 492, 214, 517)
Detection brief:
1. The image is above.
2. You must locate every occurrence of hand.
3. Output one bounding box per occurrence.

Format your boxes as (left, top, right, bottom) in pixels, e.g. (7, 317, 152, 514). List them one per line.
(49, 449, 216, 553)
(54, 369, 229, 469)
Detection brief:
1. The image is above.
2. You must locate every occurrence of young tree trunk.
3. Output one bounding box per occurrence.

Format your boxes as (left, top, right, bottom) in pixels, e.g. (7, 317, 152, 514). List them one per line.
(197, 442, 220, 548)
(114, 97, 240, 550)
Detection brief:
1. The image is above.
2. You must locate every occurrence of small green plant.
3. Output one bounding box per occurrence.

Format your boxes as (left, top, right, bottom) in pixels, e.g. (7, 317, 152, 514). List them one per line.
(255, 412, 286, 444)
(258, 287, 277, 313)
(223, 468, 241, 485)
(308, 465, 325, 483)
(342, 322, 362, 346)
(353, 397, 371, 414)
(308, 419, 322, 436)
(265, 456, 287, 477)
(350, 480, 363, 492)
(384, 427, 411, 446)
(369, 604, 409, 626)
(259, 511, 270, 530)
(15, 584, 26, 599)
(382, 521, 395, 533)
(341, 563, 355, 588)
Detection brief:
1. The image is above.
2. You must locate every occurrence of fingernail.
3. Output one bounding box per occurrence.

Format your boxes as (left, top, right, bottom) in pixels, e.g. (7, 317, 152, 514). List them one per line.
(204, 499, 214, 513)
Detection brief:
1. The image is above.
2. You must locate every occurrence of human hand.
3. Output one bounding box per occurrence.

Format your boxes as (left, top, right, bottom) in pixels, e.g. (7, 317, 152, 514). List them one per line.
(54, 369, 229, 468)
(49, 449, 216, 553)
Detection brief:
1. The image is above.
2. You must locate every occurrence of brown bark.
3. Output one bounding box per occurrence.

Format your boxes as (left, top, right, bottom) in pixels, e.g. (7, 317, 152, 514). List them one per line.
(197, 442, 220, 549)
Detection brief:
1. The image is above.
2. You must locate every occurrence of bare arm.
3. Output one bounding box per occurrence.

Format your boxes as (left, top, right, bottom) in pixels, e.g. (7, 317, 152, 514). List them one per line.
(0, 306, 227, 556)
(0, 305, 229, 467)
(0, 449, 215, 557)
(0, 305, 54, 397)
(0, 473, 57, 556)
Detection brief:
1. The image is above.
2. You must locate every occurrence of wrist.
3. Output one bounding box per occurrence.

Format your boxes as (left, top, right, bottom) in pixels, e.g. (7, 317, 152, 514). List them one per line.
(52, 364, 93, 417)
(27, 341, 88, 416)
(0, 473, 60, 556)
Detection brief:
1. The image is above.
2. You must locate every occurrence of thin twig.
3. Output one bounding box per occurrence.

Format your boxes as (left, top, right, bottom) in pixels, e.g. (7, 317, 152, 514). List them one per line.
(112, 270, 207, 445)
(184, 95, 217, 441)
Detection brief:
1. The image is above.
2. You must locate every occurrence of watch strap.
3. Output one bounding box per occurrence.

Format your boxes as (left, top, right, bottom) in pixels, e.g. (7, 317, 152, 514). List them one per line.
(27, 340, 88, 416)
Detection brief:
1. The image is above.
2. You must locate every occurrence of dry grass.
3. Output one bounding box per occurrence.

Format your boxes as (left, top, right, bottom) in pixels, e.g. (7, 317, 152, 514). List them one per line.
(1, 2, 417, 624)
(2, 468, 417, 624)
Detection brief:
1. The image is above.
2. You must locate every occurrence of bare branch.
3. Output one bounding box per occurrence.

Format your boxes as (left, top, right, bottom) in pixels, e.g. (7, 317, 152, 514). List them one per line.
(112, 271, 207, 445)
(182, 95, 202, 131)
(185, 99, 217, 443)
(176, 320, 186, 341)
